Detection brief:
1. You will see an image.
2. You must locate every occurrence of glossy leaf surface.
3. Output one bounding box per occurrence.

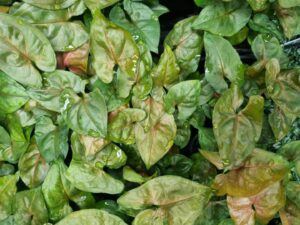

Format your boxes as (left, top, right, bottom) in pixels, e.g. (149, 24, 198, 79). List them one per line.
(213, 85, 264, 169)
(134, 97, 176, 168)
(118, 176, 212, 225)
(193, 0, 251, 36)
(204, 33, 244, 93)
(212, 149, 289, 197)
(90, 11, 139, 83)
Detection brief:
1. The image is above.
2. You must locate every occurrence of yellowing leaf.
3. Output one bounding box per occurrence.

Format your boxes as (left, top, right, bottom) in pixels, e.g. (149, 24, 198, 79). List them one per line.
(227, 182, 285, 225)
(212, 149, 289, 197)
(118, 176, 212, 225)
(55, 209, 127, 225)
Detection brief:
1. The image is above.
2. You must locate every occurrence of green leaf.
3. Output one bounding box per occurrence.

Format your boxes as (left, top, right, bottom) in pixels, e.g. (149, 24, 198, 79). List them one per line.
(0, 0, 13, 6)
(114, 69, 135, 98)
(149, 2, 169, 17)
(91, 78, 130, 112)
(248, 14, 284, 41)
(247, 0, 269, 11)
(228, 182, 285, 225)
(58, 162, 96, 209)
(123, 166, 155, 184)
(22, 0, 77, 10)
(204, 32, 244, 93)
(226, 26, 249, 46)
(164, 16, 203, 76)
(0, 13, 56, 88)
(278, 140, 300, 161)
(70, 132, 109, 161)
(10, 1, 86, 23)
(200, 150, 224, 170)
(118, 175, 212, 225)
(278, 141, 300, 176)
(256, 114, 275, 150)
(36, 22, 89, 52)
(84, 0, 120, 12)
(0, 126, 12, 162)
(192, 0, 251, 36)
(0, 1, 298, 223)
(42, 159, 95, 221)
(285, 181, 300, 216)
(213, 85, 264, 169)
(268, 105, 295, 141)
(278, 0, 300, 8)
(199, 77, 216, 105)
(18, 142, 50, 188)
(62, 89, 107, 137)
(35, 116, 69, 162)
(174, 120, 191, 148)
(266, 59, 300, 118)
(131, 42, 153, 99)
(122, 0, 159, 53)
(157, 154, 193, 177)
(218, 219, 235, 225)
(286, 182, 300, 209)
(198, 127, 218, 151)
(28, 70, 86, 113)
(90, 11, 140, 83)
(95, 200, 131, 222)
(194, 0, 210, 7)
(71, 132, 127, 169)
(151, 45, 180, 87)
(164, 80, 201, 120)
(0, 163, 15, 176)
(110, 0, 161, 53)
(281, 200, 300, 225)
(133, 97, 176, 168)
(44, 70, 87, 93)
(189, 106, 206, 129)
(93, 143, 127, 169)
(42, 160, 73, 221)
(190, 153, 217, 185)
(28, 88, 63, 113)
(151, 45, 180, 100)
(132, 209, 167, 225)
(266, 59, 300, 139)
(65, 132, 124, 194)
(195, 200, 230, 225)
(247, 34, 288, 77)
(212, 149, 289, 197)
(0, 71, 29, 114)
(0, 174, 18, 221)
(55, 209, 127, 225)
(1, 114, 31, 163)
(65, 160, 124, 194)
(12, 188, 49, 225)
(108, 108, 146, 144)
(276, 5, 300, 39)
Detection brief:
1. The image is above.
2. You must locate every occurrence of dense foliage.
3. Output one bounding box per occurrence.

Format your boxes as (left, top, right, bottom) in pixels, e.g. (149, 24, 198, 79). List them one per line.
(0, 0, 300, 224)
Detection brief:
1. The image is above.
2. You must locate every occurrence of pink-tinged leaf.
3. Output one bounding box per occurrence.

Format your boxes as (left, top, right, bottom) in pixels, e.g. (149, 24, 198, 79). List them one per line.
(56, 53, 65, 70)
(212, 149, 289, 197)
(227, 182, 286, 225)
(63, 43, 89, 75)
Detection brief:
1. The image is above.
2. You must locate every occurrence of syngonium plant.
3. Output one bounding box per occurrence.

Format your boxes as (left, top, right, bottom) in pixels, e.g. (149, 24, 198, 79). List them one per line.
(0, 0, 300, 224)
